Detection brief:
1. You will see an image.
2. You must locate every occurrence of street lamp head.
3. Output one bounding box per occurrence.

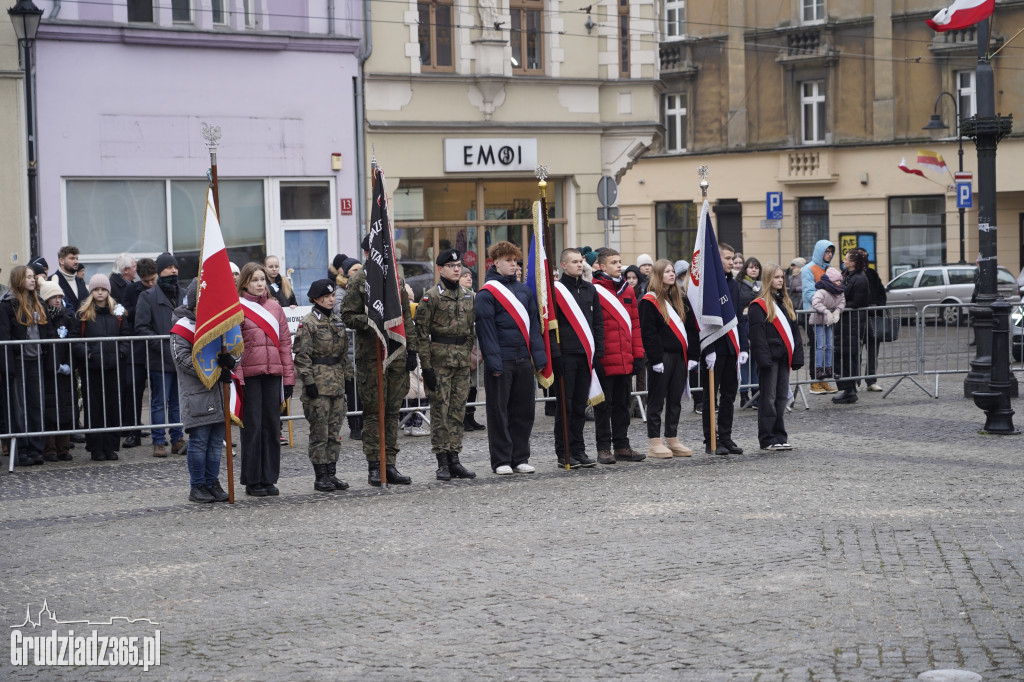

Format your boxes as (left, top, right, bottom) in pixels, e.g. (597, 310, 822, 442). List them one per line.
(923, 113, 948, 131)
(7, 0, 43, 43)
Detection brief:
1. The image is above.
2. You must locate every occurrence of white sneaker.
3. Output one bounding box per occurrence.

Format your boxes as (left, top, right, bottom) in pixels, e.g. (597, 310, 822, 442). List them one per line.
(866, 383, 883, 392)
(514, 463, 536, 474)
(404, 424, 430, 437)
(777, 442, 793, 450)
(495, 465, 514, 475)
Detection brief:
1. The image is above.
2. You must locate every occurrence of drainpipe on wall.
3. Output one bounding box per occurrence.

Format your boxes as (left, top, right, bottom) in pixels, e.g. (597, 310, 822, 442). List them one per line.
(327, 0, 334, 35)
(354, 0, 372, 250)
(48, 1, 60, 19)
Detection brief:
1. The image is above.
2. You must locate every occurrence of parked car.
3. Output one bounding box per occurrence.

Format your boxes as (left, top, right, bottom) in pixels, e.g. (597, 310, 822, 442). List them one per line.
(1012, 304, 1024, 362)
(400, 260, 435, 299)
(885, 264, 1021, 325)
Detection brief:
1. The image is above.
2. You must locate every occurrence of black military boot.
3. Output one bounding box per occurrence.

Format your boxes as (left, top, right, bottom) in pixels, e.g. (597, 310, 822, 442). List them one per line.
(435, 453, 452, 481)
(314, 463, 336, 492)
(448, 452, 477, 479)
(385, 465, 412, 485)
(327, 462, 349, 490)
(367, 461, 381, 487)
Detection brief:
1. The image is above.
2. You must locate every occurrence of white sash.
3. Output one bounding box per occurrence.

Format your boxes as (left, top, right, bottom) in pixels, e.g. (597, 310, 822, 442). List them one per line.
(481, 281, 531, 351)
(240, 297, 280, 347)
(553, 281, 604, 405)
(596, 285, 631, 335)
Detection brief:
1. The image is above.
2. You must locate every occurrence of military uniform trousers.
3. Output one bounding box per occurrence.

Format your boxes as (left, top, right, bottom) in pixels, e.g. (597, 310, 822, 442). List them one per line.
(302, 393, 346, 465)
(425, 365, 470, 455)
(356, 359, 409, 465)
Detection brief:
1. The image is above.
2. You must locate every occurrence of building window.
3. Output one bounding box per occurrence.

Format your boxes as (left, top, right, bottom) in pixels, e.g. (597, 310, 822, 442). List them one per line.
(664, 0, 685, 40)
(800, 80, 826, 144)
(956, 69, 977, 121)
(664, 93, 688, 153)
(619, 0, 630, 77)
(418, 1, 454, 71)
(212, 0, 227, 24)
(798, 197, 829, 260)
(802, 0, 824, 24)
(243, 0, 256, 28)
(889, 195, 947, 271)
(171, 0, 191, 23)
(127, 0, 153, 23)
(511, 0, 543, 72)
(655, 201, 699, 263)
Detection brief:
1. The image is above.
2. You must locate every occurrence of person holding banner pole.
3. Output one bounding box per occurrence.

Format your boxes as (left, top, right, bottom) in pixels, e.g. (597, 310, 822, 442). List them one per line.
(748, 265, 804, 450)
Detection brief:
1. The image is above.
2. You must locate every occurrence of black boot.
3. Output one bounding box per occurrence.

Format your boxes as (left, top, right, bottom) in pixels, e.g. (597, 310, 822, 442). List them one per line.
(385, 465, 412, 485)
(314, 463, 336, 492)
(464, 413, 485, 431)
(367, 461, 381, 487)
(448, 451, 476, 479)
(327, 461, 349, 490)
(435, 453, 452, 481)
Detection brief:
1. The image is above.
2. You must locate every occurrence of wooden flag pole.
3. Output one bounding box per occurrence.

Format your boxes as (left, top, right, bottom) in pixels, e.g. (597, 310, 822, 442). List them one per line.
(376, 341, 387, 487)
(708, 367, 717, 453)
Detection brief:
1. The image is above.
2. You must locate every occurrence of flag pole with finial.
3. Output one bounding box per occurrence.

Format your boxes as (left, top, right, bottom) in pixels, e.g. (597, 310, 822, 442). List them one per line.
(697, 165, 718, 454)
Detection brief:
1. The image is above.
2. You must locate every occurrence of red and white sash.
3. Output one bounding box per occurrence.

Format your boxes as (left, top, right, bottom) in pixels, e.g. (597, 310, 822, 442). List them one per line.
(481, 281, 532, 352)
(240, 298, 280, 348)
(170, 317, 195, 343)
(751, 298, 795, 367)
(553, 281, 604, 405)
(642, 292, 688, 362)
(597, 286, 631, 336)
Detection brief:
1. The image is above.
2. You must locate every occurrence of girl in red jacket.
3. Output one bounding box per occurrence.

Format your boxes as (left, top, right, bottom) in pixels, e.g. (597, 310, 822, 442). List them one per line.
(236, 262, 295, 497)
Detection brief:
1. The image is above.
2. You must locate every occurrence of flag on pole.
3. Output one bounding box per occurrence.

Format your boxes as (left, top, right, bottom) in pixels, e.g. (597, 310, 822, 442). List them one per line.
(926, 0, 994, 32)
(192, 186, 244, 389)
(917, 149, 948, 172)
(524, 200, 555, 389)
(364, 167, 407, 370)
(898, 158, 926, 177)
(687, 200, 739, 351)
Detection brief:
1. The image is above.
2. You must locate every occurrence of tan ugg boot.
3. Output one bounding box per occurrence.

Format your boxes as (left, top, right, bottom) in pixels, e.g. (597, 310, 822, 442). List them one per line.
(648, 437, 673, 458)
(665, 437, 693, 457)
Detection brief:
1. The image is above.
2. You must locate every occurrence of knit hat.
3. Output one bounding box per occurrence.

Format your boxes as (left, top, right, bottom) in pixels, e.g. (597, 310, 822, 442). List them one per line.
(584, 251, 599, 267)
(332, 253, 348, 271)
(229, 262, 240, 275)
(636, 254, 654, 268)
(790, 257, 806, 268)
(29, 257, 48, 276)
(88, 273, 111, 292)
(341, 257, 360, 275)
(38, 280, 63, 303)
(826, 267, 843, 284)
(183, 279, 198, 310)
(674, 259, 690, 278)
(155, 252, 177, 274)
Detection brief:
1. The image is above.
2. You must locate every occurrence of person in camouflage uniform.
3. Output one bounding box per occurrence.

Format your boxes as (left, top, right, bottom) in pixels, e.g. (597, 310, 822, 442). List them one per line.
(413, 249, 477, 481)
(340, 238, 417, 487)
(293, 279, 351, 493)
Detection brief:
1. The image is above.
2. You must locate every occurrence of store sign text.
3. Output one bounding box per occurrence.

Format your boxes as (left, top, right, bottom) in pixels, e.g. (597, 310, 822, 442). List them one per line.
(444, 138, 538, 173)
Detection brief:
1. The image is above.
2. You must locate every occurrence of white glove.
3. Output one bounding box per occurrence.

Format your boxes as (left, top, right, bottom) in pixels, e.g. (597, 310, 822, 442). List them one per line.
(58, 364, 71, 375)
(738, 352, 749, 365)
(652, 362, 665, 374)
(830, 311, 840, 325)
(687, 360, 698, 372)
(705, 352, 717, 370)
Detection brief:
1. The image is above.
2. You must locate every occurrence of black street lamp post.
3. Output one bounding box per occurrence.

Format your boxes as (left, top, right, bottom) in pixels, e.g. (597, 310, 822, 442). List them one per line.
(7, 0, 43, 261)
(923, 91, 967, 265)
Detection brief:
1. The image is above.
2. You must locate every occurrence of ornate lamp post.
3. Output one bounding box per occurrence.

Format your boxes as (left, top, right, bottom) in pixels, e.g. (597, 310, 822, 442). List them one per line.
(8, 0, 44, 260)
(923, 91, 966, 265)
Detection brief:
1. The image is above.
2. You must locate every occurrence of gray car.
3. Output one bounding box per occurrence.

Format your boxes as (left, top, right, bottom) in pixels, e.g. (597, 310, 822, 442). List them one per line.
(885, 264, 1021, 325)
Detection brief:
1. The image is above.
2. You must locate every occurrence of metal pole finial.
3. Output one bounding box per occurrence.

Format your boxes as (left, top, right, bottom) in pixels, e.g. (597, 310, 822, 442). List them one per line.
(201, 122, 222, 150)
(535, 164, 548, 198)
(698, 165, 709, 198)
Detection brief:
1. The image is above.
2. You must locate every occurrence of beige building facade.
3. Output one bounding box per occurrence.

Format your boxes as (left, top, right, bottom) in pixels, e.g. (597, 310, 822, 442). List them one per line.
(618, 0, 1024, 281)
(364, 0, 662, 284)
(1, 18, 30, 278)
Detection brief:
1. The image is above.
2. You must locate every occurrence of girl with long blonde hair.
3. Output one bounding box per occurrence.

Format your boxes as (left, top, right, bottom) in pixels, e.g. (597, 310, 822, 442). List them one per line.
(639, 259, 699, 458)
(748, 263, 804, 451)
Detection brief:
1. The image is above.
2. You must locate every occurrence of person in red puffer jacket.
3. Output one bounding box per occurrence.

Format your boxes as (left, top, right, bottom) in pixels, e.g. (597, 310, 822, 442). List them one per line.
(591, 248, 645, 464)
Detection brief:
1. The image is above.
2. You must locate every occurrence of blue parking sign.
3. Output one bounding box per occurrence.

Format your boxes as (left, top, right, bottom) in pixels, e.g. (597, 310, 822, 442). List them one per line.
(766, 192, 783, 220)
(956, 183, 973, 209)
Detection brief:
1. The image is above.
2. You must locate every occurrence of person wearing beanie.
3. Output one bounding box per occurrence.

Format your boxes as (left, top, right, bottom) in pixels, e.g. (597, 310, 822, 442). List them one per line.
(230, 262, 240, 284)
(70, 269, 128, 462)
(120, 256, 158, 449)
(136, 251, 185, 457)
(169, 279, 232, 503)
(411, 249, 478, 481)
(29, 256, 49, 277)
(293, 279, 351, 493)
(636, 254, 654, 290)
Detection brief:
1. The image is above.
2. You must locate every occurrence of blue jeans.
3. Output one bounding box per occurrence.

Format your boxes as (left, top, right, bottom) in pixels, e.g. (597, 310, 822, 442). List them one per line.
(814, 324, 834, 369)
(186, 422, 225, 488)
(149, 371, 182, 445)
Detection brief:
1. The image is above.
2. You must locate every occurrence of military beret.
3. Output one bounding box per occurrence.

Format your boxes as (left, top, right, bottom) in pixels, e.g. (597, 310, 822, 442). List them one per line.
(307, 279, 336, 301)
(435, 249, 461, 267)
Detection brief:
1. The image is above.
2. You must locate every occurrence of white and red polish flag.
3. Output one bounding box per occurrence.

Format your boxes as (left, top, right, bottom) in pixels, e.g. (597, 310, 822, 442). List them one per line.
(926, 0, 994, 32)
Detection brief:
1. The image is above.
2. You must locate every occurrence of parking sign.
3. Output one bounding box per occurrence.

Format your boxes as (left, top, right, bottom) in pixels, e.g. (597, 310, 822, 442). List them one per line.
(766, 192, 783, 220)
(957, 182, 973, 208)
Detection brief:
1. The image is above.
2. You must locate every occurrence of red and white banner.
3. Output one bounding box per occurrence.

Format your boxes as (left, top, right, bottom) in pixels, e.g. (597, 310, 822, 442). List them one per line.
(927, 0, 994, 32)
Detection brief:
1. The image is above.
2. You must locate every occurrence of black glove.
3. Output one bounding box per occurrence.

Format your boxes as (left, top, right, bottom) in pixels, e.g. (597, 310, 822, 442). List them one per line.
(283, 384, 293, 400)
(406, 352, 418, 373)
(632, 358, 644, 376)
(304, 383, 319, 399)
(422, 368, 437, 392)
(216, 352, 237, 370)
(551, 355, 563, 375)
(218, 369, 233, 384)
(791, 363, 803, 372)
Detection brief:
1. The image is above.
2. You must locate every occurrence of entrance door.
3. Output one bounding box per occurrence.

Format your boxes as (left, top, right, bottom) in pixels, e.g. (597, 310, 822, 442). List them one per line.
(274, 180, 335, 301)
(714, 199, 743, 252)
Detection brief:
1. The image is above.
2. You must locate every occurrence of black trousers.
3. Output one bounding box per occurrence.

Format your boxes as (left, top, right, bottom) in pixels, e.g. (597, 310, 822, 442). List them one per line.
(122, 362, 147, 438)
(836, 321, 862, 394)
(594, 368, 632, 451)
(700, 356, 738, 444)
(553, 353, 590, 461)
(84, 367, 121, 455)
(240, 374, 282, 486)
(646, 352, 685, 439)
(757, 362, 790, 447)
(9, 359, 45, 457)
(484, 357, 537, 470)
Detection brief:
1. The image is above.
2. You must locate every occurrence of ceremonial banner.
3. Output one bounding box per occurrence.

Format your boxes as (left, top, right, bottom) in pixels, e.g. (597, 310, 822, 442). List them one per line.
(524, 200, 556, 389)
(927, 0, 994, 32)
(365, 167, 407, 370)
(687, 200, 739, 352)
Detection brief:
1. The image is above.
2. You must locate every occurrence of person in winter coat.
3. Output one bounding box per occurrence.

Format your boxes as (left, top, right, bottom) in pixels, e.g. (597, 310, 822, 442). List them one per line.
(170, 280, 233, 503)
(801, 240, 838, 394)
(787, 257, 805, 311)
(640, 259, 699, 459)
(0, 265, 49, 466)
(135, 252, 185, 456)
(591, 248, 645, 463)
(38, 281, 74, 462)
(71, 274, 129, 461)
(854, 247, 887, 391)
(264, 255, 297, 309)
(736, 257, 762, 408)
(833, 250, 871, 405)
(810, 267, 845, 381)
(749, 264, 804, 450)
(120, 257, 157, 449)
(236, 262, 295, 497)
(329, 254, 363, 440)
(474, 241, 548, 475)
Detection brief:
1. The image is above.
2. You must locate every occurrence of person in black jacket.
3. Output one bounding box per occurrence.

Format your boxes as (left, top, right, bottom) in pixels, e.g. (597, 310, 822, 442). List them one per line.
(549, 248, 605, 469)
(853, 247, 887, 391)
(265, 255, 297, 309)
(834, 250, 871, 404)
(71, 274, 129, 461)
(120, 257, 156, 448)
(749, 265, 804, 450)
(37, 281, 75, 462)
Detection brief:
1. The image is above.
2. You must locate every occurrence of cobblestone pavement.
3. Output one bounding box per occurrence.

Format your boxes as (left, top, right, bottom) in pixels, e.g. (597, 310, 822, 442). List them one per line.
(2, 375, 1023, 680)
